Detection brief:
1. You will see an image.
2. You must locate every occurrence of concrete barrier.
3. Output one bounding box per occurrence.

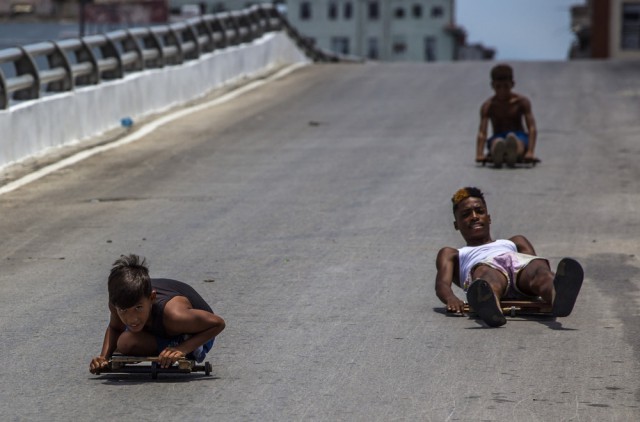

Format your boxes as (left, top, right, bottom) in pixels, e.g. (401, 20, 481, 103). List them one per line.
(0, 31, 310, 171)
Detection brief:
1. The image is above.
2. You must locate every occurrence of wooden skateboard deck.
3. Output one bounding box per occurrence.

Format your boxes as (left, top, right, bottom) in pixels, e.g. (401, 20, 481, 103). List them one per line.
(95, 355, 212, 379)
(447, 299, 552, 317)
(480, 156, 540, 168)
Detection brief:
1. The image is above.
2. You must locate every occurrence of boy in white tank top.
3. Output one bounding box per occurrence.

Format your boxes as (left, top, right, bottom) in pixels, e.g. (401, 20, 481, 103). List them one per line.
(434, 187, 583, 327)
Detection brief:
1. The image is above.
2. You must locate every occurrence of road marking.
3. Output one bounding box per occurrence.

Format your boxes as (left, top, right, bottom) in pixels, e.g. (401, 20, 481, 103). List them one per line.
(0, 62, 308, 196)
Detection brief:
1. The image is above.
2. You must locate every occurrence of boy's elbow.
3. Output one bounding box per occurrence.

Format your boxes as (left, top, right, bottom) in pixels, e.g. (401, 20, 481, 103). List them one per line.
(212, 315, 226, 333)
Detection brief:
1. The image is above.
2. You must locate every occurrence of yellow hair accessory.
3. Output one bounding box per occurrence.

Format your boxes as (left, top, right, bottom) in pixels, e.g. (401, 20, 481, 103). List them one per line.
(451, 188, 470, 205)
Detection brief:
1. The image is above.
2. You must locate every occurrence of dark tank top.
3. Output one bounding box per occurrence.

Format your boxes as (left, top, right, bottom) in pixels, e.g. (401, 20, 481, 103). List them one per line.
(149, 278, 213, 338)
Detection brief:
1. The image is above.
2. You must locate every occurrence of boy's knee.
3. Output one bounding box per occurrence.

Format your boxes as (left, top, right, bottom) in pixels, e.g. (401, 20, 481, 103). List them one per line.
(473, 265, 503, 281)
(472, 266, 508, 293)
(530, 260, 553, 278)
(116, 332, 135, 355)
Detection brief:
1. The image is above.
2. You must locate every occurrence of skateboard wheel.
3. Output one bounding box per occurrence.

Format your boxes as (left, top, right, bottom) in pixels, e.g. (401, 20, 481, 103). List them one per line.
(151, 362, 158, 380)
(205, 361, 212, 376)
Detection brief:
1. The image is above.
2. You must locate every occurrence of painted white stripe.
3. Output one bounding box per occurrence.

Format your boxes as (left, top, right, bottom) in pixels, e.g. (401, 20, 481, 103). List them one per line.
(0, 62, 307, 196)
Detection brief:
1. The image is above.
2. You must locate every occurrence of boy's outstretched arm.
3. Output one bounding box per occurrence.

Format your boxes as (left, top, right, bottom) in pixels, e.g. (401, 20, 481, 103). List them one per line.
(476, 102, 491, 162)
(159, 297, 226, 367)
(89, 304, 126, 374)
(522, 97, 537, 160)
(435, 247, 466, 313)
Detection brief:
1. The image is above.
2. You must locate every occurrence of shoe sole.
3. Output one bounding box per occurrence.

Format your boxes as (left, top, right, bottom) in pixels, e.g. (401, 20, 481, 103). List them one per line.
(467, 279, 506, 327)
(492, 141, 506, 168)
(505, 134, 518, 167)
(552, 258, 584, 317)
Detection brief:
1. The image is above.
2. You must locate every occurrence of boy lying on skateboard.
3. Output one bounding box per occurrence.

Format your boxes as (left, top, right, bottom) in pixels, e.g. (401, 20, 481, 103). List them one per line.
(476, 64, 539, 168)
(90, 254, 225, 374)
(434, 187, 583, 327)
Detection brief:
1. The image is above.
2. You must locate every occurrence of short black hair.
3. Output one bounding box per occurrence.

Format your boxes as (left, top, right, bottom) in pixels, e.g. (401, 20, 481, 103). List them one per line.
(108, 254, 152, 309)
(451, 187, 486, 214)
(490, 64, 513, 81)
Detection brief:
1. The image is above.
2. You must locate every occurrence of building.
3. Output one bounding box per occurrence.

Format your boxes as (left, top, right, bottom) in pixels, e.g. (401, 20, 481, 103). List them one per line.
(570, 0, 640, 59)
(167, 0, 283, 15)
(285, 0, 472, 61)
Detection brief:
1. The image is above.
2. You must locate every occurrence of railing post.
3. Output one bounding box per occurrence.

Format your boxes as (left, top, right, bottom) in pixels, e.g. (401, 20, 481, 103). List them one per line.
(101, 36, 124, 80)
(0, 68, 7, 109)
(46, 43, 74, 92)
(140, 30, 164, 68)
(76, 39, 100, 85)
(122, 30, 145, 72)
(13, 47, 40, 101)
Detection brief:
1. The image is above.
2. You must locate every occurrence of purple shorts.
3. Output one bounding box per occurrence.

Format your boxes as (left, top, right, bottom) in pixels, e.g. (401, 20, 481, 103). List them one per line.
(463, 252, 548, 299)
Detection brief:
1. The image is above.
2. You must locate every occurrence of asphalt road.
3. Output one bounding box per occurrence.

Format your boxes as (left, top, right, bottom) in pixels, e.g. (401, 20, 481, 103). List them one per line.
(1, 60, 639, 421)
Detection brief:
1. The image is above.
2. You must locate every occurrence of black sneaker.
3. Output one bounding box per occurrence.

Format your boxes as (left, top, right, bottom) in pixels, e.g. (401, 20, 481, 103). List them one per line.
(467, 279, 506, 327)
(552, 258, 584, 317)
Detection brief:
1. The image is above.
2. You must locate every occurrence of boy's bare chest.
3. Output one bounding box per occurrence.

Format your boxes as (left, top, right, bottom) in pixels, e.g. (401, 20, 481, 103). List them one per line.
(489, 99, 521, 118)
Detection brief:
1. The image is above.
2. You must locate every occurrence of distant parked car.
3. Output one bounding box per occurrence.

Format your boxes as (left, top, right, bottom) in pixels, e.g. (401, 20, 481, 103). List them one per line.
(10, 2, 35, 16)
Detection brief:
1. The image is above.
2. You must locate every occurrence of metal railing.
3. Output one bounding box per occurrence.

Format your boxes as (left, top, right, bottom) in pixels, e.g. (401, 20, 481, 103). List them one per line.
(0, 4, 343, 110)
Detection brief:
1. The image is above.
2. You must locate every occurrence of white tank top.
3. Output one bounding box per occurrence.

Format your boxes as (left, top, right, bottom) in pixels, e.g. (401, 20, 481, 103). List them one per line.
(458, 239, 517, 284)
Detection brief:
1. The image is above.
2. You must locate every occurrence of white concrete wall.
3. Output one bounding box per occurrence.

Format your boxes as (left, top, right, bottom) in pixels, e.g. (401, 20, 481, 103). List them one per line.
(0, 31, 310, 170)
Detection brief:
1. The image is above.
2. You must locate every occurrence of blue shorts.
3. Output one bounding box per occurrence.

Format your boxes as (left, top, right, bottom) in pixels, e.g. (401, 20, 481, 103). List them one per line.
(487, 131, 529, 151)
(157, 335, 215, 363)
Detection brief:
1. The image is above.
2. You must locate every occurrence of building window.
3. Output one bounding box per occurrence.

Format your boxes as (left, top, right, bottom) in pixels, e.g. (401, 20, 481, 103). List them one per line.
(328, 1, 338, 20)
(331, 37, 350, 55)
(412, 4, 422, 18)
(300, 2, 312, 20)
(395, 7, 405, 19)
(344, 2, 353, 20)
(368, 37, 379, 59)
(424, 36, 437, 61)
(431, 6, 443, 18)
(368, 1, 379, 20)
(621, 3, 640, 49)
(393, 35, 407, 54)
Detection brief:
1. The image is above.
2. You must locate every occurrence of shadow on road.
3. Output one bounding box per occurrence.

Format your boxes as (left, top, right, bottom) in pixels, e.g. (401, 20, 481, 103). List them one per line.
(432, 307, 578, 330)
(90, 374, 220, 385)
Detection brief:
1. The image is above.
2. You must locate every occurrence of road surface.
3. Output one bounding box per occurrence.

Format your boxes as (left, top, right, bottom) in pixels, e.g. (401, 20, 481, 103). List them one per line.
(1, 60, 639, 421)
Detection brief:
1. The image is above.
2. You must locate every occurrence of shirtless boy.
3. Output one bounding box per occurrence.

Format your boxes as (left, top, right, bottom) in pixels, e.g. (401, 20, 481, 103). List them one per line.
(435, 187, 583, 327)
(90, 254, 225, 373)
(476, 64, 538, 167)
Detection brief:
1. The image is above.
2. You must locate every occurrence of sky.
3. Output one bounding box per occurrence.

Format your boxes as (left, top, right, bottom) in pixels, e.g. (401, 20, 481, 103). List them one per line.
(456, 0, 583, 61)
